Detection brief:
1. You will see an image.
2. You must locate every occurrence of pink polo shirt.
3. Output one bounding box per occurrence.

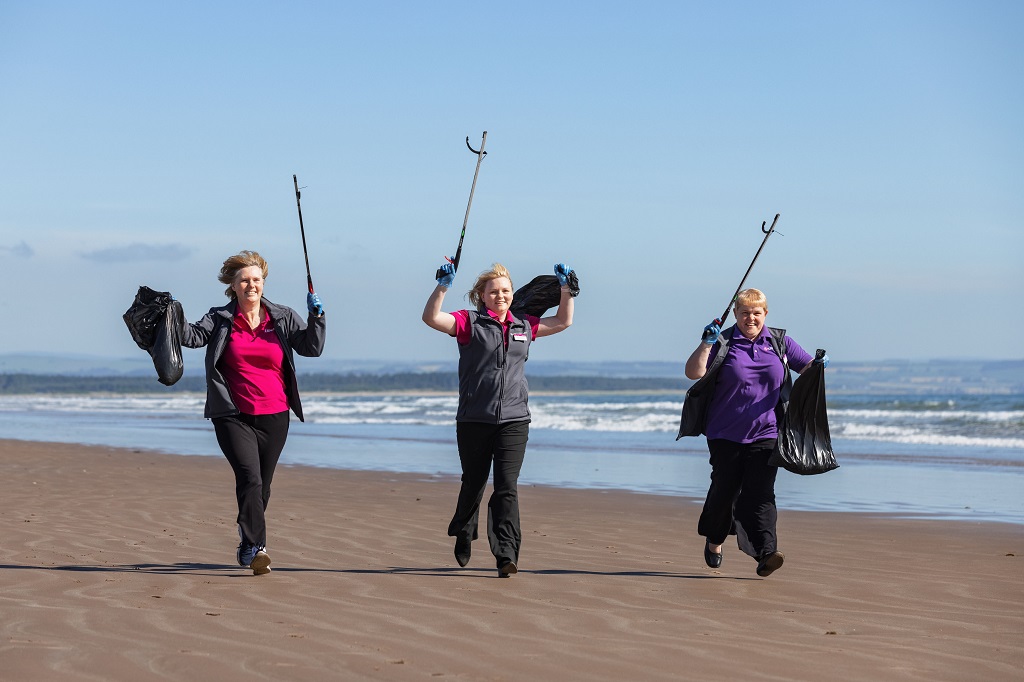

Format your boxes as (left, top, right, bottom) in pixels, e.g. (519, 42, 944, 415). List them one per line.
(218, 307, 290, 415)
(451, 309, 540, 346)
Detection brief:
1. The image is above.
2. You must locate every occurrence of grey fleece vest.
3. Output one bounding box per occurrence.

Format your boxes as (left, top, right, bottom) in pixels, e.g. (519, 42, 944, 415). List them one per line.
(456, 310, 532, 423)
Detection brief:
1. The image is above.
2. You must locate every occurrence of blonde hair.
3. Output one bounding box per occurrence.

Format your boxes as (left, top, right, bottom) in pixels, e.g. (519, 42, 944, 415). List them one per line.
(735, 288, 767, 312)
(218, 250, 269, 299)
(468, 263, 513, 309)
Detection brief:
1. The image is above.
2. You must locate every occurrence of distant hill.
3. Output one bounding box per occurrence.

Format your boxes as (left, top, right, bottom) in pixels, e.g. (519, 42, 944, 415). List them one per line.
(0, 354, 1021, 395)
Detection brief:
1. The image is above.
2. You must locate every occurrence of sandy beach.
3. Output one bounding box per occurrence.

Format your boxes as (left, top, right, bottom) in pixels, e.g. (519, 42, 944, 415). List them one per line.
(1, 439, 1021, 681)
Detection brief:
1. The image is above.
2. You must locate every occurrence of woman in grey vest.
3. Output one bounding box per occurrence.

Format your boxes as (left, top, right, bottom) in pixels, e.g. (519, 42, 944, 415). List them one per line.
(423, 262, 575, 577)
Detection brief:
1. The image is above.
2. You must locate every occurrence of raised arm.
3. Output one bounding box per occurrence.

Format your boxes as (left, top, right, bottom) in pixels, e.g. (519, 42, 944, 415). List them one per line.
(422, 263, 458, 336)
(536, 263, 576, 338)
(536, 286, 573, 337)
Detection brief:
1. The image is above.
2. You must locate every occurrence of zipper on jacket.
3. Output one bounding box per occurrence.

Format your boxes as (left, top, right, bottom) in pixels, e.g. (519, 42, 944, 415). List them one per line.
(496, 323, 508, 423)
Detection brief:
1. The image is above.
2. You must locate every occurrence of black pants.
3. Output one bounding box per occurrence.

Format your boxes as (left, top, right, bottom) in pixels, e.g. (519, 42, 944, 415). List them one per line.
(449, 420, 529, 566)
(697, 438, 779, 560)
(213, 411, 290, 549)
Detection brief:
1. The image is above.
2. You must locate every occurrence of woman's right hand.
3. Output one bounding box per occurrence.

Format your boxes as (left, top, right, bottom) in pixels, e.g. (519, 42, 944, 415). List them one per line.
(701, 320, 722, 345)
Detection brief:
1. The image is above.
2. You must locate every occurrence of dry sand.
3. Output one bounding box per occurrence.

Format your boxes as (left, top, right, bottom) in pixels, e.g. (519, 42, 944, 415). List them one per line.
(1, 439, 1021, 681)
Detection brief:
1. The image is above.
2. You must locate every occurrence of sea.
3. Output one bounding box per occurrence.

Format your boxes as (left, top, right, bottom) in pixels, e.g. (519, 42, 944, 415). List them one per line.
(1, 391, 1021, 525)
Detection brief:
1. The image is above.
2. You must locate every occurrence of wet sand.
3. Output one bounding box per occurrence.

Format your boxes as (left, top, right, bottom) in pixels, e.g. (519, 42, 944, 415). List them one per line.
(1, 439, 1021, 681)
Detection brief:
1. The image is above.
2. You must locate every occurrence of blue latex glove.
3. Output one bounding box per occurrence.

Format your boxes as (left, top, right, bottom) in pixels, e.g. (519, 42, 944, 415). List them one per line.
(554, 263, 572, 287)
(307, 292, 324, 317)
(814, 353, 830, 369)
(701, 320, 721, 345)
(436, 262, 455, 289)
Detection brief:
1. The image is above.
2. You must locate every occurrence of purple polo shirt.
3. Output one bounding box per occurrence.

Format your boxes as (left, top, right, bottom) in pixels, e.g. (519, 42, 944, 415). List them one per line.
(705, 326, 812, 443)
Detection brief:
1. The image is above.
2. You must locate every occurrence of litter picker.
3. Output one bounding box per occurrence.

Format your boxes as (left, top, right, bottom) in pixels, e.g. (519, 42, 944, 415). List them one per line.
(716, 213, 780, 325)
(435, 131, 488, 280)
(293, 174, 315, 294)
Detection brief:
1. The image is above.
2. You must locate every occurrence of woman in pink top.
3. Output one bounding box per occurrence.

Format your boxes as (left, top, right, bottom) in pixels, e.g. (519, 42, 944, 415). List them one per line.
(181, 251, 326, 575)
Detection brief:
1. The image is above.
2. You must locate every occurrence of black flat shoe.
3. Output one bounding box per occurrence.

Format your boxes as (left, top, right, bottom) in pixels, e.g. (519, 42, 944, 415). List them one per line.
(497, 559, 518, 578)
(756, 551, 785, 577)
(454, 537, 471, 567)
(704, 540, 722, 569)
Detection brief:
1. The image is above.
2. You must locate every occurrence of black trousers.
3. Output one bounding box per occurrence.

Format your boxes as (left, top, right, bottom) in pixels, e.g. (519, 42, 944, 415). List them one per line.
(697, 438, 779, 560)
(213, 411, 290, 549)
(448, 420, 529, 566)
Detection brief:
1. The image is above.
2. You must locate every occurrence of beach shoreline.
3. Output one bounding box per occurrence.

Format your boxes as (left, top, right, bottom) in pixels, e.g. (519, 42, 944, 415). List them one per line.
(2, 438, 1022, 681)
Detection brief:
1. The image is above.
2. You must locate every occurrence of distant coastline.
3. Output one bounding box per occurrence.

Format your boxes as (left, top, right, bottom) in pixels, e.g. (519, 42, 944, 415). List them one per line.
(0, 372, 685, 395)
(2, 365, 1023, 396)
(1, 353, 1021, 395)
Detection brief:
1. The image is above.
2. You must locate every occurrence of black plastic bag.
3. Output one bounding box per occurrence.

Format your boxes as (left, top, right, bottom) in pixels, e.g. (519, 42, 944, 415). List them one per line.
(509, 271, 580, 318)
(768, 349, 839, 475)
(123, 286, 185, 386)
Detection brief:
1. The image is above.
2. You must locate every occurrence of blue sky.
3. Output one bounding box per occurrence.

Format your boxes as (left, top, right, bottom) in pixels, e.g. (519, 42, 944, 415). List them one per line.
(1, 1, 1021, 364)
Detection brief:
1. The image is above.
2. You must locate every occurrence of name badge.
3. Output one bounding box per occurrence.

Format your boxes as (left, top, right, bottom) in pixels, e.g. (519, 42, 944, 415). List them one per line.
(512, 333, 527, 342)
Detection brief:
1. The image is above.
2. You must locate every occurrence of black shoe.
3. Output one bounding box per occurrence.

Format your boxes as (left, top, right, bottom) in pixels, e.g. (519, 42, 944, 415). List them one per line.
(454, 537, 472, 567)
(497, 559, 518, 578)
(756, 551, 785, 577)
(704, 540, 722, 569)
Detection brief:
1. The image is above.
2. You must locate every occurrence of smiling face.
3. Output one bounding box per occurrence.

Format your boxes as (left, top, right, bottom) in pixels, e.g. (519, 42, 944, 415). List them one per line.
(231, 265, 264, 307)
(734, 304, 767, 340)
(481, 276, 513, 318)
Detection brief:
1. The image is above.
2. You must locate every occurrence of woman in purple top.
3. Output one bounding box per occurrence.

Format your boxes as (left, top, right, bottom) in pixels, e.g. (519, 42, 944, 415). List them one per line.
(684, 288, 827, 577)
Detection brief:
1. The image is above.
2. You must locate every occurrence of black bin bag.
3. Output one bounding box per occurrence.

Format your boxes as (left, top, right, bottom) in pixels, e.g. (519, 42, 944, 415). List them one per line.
(768, 349, 839, 475)
(509, 271, 580, 318)
(123, 286, 185, 386)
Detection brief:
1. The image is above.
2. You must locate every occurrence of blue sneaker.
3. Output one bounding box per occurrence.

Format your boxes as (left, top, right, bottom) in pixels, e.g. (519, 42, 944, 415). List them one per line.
(235, 526, 271, 574)
(235, 526, 252, 567)
(237, 542, 271, 574)
(237, 542, 258, 567)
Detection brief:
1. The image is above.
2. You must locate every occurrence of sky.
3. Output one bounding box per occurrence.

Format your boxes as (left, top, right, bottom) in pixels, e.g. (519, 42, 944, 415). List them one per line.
(1, 1, 1021, 365)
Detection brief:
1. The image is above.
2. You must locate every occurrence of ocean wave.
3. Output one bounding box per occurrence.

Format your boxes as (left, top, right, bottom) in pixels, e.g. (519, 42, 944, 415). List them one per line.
(0, 395, 204, 412)
(534, 400, 682, 412)
(832, 408, 1024, 423)
(3, 393, 1022, 451)
(529, 411, 678, 433)
(314, 416, 449, 426)
(836, 423, 1024, 449)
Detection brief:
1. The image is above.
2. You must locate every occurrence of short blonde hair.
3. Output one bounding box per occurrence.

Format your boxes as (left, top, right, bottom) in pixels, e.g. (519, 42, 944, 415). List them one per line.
(468, 263, 513, 309)
(735, 288, 767, 312)
(218, 250, 269, 299)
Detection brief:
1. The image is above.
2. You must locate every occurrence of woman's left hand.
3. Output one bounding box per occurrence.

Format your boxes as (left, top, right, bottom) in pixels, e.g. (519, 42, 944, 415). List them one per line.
(554, 263, 572, 287)
(307, 292, 324, 317)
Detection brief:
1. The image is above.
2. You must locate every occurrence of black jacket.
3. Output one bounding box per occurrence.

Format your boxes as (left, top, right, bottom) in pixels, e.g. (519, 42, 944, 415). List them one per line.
(180, 298, 326, 421)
